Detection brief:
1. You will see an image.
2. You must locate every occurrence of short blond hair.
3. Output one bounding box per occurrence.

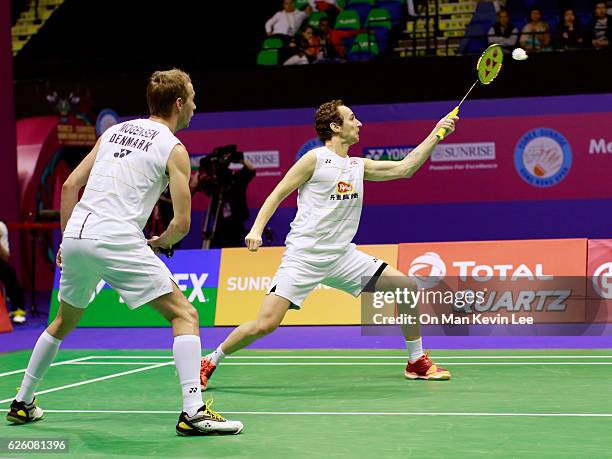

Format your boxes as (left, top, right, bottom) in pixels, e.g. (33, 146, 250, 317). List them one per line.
(147, 69, 191, 118)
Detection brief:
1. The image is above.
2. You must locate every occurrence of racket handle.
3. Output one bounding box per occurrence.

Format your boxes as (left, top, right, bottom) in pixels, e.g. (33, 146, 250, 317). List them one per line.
(435, 106, 460, 141)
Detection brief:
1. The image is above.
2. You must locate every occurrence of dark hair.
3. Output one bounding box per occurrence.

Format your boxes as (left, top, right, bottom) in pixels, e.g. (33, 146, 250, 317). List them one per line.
(561, 7, 576, 20)
(315, 99, 344, 142)
(147, 69, 191, 118)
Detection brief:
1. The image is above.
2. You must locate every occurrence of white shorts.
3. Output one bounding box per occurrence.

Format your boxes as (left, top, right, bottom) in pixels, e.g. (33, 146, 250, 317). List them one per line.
(267, 244, 387, 309)
(58, 237, 174, 309)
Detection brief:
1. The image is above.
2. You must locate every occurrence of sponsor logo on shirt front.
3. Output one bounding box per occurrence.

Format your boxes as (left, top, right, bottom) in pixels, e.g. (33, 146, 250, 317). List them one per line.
(330, 181, 359, 201)
(337, 181, 353, 194)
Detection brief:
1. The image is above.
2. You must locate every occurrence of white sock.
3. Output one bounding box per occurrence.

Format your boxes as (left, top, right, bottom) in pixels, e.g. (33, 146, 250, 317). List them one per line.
(173, 335, 204, 417)
(206, 344, 226, 365)
(406, 338, 424, 363)
(16, 330, 62, 404)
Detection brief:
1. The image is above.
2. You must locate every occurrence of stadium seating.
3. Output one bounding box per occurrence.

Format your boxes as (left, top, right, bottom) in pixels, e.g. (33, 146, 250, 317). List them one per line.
(262, 37, 284, 50)
(12, 0, 64, 56)
(335, 9, 361, 29)
(376, 0, 404, 24)
(308, 11, 329, 27)
(346, 3, 372, 25)
(366, 7, 392, 29)
(347, 32, 380, 60)
(257, 49, 279, 65)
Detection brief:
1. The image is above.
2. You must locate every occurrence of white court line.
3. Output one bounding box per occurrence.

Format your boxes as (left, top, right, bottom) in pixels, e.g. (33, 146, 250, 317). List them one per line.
(0, 362, 173, 404)
(23, 361, 612, 367)
(217, 362, 612, 366)
(40, 409, 612, 418)
(65, 362, 171, 365)
(0, 356, 94, 378)
(84, 355, 612, 360)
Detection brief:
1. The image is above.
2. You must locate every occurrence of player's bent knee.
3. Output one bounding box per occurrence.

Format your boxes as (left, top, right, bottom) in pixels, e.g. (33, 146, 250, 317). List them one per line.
(187, 305, 199, 325)
(175, 303, 198, 327)
(255, 319, 279, 336)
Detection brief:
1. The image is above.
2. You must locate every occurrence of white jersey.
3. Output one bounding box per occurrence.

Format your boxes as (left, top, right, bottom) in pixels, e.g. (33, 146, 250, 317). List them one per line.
(285, 146, 364, 257)
(64, 118, 181, 241)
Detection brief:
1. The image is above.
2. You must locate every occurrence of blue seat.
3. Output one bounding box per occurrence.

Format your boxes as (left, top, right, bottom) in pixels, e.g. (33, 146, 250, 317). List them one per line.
(473, 1, 496, 18)
(372, 27, 389, 52)
(543, 15, 559, 32)
(460, 22, 490, 54)
(511, 17, 528, 31)
(346, 4, 372, 25)
(377, 0, 404, 23)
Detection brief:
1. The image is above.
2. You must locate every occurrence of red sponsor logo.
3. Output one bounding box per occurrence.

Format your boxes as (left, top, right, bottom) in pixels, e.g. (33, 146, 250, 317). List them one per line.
(337, 181, 353, 194)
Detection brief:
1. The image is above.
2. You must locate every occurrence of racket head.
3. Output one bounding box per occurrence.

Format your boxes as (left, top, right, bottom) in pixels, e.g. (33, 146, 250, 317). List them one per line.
(476, 44, 503, 85)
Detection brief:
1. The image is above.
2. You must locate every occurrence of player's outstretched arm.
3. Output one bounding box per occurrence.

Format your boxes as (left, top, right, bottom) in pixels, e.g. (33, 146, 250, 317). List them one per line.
(61, 139, 101, 233)
(363, 116, 458, 182)
(150, 144, 192, 249)
(245, 151, 317, 251)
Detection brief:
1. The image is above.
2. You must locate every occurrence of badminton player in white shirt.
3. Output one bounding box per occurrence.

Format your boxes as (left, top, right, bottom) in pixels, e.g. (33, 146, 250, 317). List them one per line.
(201, 100, 458, 387)
(7, 69, 243, 436)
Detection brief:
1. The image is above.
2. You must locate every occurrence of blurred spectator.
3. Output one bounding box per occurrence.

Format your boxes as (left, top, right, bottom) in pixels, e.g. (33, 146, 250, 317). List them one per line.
(284, 24, 321, 64)
(556, 8, 584, 49)
(265, 0, 308, 38)
(283, 52, 310, 65)
(315, 17, 343, 62)
(488, 9, 519, 51)
(301, 25, 321, 62)
(309, 0, 340, 24)
(520, 7, 551, 51)
(588, 1, 611, 49)
(0, 221, 27, 324)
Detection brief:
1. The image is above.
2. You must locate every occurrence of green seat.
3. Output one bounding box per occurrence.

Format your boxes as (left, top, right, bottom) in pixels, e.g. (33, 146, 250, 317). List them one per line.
(350, 33, 379, 54)
(308, 11, 328, 27)
(257, 49, 279, 66)
(335, 9, 361, 30)
(336, 0, 347, 7)
(295, 0, 310, 9)
(262, 37, 283, 50)
(348, 0, 375, 5)
(366, 7, 392, 29)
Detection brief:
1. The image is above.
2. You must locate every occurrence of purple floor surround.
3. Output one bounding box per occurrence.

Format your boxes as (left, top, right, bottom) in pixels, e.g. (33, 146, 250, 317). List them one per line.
(1, 324, 611, 353)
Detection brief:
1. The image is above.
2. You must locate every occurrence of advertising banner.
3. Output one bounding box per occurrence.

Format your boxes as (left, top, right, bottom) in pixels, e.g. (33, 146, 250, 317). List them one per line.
(49, 250, 221, 327)
(396, 239, 588, 324)
(215, 245, 398, 326)
(179, 108, 612, 211)
(47, 239, 612, 328)
(587, 240, 612, 323)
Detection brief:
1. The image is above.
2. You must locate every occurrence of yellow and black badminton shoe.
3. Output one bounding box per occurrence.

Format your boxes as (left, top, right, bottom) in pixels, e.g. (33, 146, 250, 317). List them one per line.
(6, 398, 44, 424)
(176, 399, 243, 436)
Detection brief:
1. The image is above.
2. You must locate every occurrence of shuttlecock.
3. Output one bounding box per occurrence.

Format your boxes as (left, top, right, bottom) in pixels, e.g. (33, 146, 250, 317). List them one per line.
(512, 48, 528, 61)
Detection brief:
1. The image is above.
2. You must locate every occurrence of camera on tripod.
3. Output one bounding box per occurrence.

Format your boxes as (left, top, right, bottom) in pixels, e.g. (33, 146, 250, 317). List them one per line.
(196, 144, 251, 249)
(197, 145, 244, 193)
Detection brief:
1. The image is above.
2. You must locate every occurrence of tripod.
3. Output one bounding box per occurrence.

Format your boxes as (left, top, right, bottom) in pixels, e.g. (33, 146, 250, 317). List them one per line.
(201, 188, 225, 249)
